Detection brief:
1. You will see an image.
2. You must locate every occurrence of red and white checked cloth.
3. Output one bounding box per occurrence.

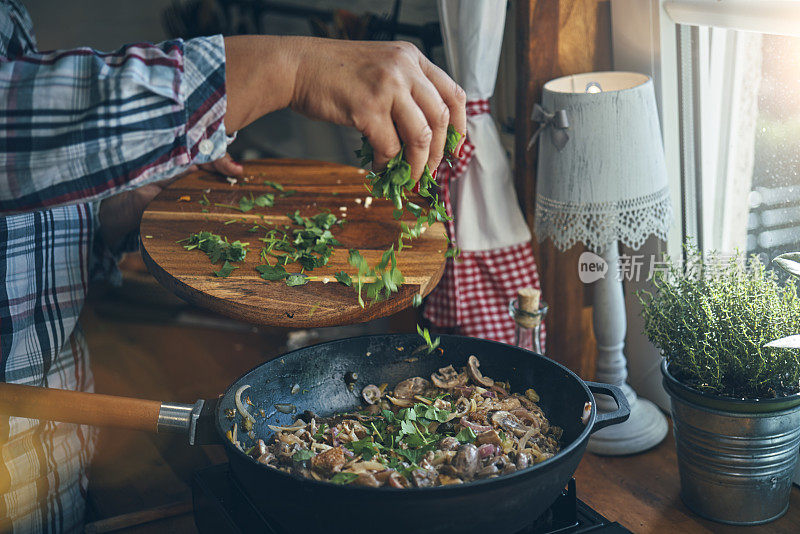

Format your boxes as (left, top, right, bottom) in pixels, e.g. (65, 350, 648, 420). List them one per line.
(425, 99, 545, 349)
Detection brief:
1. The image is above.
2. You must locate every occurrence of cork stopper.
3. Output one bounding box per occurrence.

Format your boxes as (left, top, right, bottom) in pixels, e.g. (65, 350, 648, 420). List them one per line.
(515, 287, 542, 328)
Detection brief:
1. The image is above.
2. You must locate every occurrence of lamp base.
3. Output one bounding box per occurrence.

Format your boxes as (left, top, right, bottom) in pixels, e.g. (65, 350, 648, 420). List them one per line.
(587, 392, 668, 456)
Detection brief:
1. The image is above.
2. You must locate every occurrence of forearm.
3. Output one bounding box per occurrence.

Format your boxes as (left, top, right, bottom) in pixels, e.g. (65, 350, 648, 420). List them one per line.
(97, 189, 151, 252)
(0, 37, 229, 214)
(223, 35, 302, 132)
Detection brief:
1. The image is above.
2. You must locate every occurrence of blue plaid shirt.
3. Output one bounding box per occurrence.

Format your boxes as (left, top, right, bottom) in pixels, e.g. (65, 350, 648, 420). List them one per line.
(0, 1, 231, 531)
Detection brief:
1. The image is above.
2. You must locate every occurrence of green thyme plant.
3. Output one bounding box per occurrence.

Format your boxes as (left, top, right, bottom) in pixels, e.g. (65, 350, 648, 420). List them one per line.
(638, 247, 800, 398)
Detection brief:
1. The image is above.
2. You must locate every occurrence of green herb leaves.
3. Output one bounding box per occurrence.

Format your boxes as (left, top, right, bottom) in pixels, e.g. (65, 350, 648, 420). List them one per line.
(213, 260, 238, 278)
(330, 472, 359, 485)
(180, 231, 248, 264)
(455, 427, 477, 443)
(286, 274, 310, 287)
(334, 270, 352, 286)
(344, 437, 381, 461)
(255, 264, 288, 281)
(417, 324, 441, 354)
(351, 126, 461, 315)
(215, 193, 274, 212)
(292, 450, 314, 462)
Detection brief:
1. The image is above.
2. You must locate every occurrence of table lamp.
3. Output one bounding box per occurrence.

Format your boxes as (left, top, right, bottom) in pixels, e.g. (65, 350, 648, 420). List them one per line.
(533, 72, 671, 455)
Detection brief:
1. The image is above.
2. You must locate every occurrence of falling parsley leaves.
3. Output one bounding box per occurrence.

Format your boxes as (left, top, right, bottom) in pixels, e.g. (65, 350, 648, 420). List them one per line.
(417, 324, 441, 354)
(180, 127, 462, 344)
(334, 270, 352, 287)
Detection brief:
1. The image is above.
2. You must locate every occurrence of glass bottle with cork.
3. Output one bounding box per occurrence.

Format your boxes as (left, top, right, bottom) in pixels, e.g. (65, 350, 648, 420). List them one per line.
(509, 287, 548, 354)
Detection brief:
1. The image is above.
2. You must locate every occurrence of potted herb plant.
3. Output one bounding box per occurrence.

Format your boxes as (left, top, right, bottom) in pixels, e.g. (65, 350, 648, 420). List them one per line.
(639, 249, 800, 525)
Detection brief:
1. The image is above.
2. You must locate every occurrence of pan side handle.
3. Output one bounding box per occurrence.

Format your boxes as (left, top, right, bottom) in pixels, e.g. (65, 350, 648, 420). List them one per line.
(584, 382, 631, 433)
(0, 383, 202, 442)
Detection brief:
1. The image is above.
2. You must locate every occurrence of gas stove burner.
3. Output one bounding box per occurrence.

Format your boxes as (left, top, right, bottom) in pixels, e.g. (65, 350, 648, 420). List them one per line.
(192, 464, 631, 534)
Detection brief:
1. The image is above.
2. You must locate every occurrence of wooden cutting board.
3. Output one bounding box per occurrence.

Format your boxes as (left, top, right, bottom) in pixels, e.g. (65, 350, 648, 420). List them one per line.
(139, 159, 448, 328)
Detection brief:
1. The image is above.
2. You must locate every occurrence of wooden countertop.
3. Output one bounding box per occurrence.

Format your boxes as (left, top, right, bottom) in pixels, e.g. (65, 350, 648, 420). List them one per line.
(88, 418, 800, 533)
(81, 295, 800, 533)
(576, 421, 800, 533)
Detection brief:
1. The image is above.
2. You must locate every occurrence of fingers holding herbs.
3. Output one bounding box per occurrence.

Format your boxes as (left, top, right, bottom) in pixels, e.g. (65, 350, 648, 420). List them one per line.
(288, 38, 465, 182)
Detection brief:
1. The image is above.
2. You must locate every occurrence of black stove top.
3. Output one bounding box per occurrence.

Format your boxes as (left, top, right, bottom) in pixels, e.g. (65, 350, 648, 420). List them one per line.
(192, 464, 630, 534)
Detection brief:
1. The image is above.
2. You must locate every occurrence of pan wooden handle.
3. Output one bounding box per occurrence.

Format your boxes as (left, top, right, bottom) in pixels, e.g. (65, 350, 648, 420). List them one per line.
(0, 382, 162, 432)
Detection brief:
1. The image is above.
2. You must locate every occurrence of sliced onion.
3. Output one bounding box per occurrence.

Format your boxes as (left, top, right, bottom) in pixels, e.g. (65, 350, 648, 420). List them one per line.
(582, 402, 592, 425)
(477, 443, 497, 459)
(235, 385, 257, 428)
(459, 417, 492, 433)
(274, 403, 297, 414)
(349, 461, 385, 472)
(453, 398, 471, 417)
(518, 425, 538, 451)
(362, 384, 382, 404)
(267, 420, 305, 432)
(387, 395, 414, 407)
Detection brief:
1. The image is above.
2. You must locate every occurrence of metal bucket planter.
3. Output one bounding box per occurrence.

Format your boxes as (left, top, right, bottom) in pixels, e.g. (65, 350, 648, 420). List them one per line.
(661, 360, 800, 525)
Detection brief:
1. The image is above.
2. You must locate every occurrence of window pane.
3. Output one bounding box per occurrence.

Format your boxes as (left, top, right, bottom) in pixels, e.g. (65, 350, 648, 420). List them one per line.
(748, 35, 800, 260)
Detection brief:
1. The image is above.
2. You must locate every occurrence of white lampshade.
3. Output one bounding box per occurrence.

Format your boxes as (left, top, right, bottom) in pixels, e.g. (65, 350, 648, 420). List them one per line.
(534, 71, 671, 253)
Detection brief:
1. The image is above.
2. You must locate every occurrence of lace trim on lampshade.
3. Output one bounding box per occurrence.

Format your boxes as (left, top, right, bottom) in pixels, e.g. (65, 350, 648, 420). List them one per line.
(534, 186, 672, 253)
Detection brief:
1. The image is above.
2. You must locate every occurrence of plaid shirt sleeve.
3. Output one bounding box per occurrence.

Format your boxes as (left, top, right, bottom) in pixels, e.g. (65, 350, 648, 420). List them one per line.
(0, 34, 230, 214)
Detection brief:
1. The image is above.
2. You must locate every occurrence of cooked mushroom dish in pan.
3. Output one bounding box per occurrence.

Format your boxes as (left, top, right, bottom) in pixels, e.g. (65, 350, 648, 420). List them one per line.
(234, 356, 562, 487)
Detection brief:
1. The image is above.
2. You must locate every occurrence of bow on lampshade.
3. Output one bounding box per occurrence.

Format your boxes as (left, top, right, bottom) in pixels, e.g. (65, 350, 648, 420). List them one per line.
(527, 103, 570, 151)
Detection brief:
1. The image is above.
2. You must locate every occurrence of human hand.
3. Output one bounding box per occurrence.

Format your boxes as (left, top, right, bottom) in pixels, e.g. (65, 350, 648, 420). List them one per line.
(98, 154, 243, 249)
(224, 36, 466, 181)
(290, 39, 467, 181)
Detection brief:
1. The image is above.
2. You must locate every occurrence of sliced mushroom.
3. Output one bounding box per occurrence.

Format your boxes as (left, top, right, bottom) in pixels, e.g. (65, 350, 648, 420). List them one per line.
(410, 468, 438, 487)
(362, 384, 382, 404)
(467, 355, 494, 387)
(437, 436, 461, 451)
(363, 403, 381, 415)
(501, 462, 517, 475)
(493, 396, 521, 411)
(393, 376, 430, 399)
(353, 472, 381, 487)
(433, 398, 452, 411)
(491, 410, 529, 437)
(476, 464, 499, 478)
(475, 429, 503, 447)
(382, 471, 408, 488)
(516, 451, 532, 470)
(451, 443, 480, 479)
(387, 395, 415, 408)
(431, 365, 469, 389)
(310, 447, 346, 476)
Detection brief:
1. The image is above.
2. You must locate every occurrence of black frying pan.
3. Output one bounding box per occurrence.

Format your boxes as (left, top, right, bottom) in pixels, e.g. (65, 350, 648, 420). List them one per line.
(0, 334, 628, 534)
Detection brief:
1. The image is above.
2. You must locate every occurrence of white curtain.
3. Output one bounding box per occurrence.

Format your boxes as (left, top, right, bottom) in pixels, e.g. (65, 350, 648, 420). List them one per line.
(438, 0, 532, 251)
(697, 27, 763, 252)
(426, 0, 543, 346)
